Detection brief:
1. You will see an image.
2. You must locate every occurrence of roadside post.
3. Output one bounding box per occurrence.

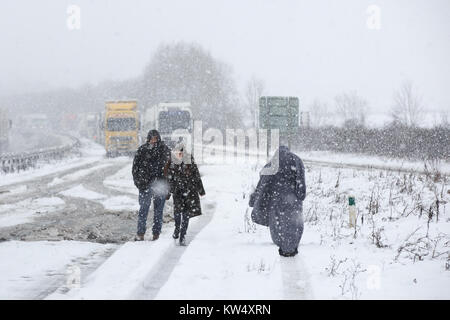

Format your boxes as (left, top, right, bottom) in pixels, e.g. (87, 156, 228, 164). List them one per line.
(349, 195, 357, 227)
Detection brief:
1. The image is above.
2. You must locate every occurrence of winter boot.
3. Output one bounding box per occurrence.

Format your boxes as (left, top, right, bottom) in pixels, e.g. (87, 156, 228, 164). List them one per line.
(134, 234, 144, 241)
(179, 237, 187, 246)
(172, 231, 179, 239)
(279, 248, 297, 257)
(152, 234, 159, 241)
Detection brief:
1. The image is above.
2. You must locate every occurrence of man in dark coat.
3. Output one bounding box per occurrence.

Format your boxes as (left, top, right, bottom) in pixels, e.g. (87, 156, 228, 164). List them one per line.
(249, 146, 306, 257)
(132, 130, 171, 241)
(166, 142, 205, 246)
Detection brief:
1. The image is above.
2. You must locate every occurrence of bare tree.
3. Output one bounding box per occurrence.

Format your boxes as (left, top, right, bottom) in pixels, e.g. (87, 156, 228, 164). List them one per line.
(391, 81, 424, 127)
(334, 91, 369, 127)
(141, 42, 243, 129)
(244, 76, 265, 128)
(309, 98, 329, 127)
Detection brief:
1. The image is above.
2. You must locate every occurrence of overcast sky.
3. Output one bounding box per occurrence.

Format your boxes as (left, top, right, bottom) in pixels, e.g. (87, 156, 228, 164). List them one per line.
(1, 0, 449, 112)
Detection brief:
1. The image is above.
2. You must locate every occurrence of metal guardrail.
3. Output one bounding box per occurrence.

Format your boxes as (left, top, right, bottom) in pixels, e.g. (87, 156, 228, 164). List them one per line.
(0, 135, 81, 174)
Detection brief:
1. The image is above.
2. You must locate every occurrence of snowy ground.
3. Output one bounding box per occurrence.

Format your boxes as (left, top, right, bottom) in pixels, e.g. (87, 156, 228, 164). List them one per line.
(297, 150, 450, 176)
(0, 139, 449, 299)
(3, 128, 69, 154)
(0, 138, 105, 188)
(0, 240, 116, 299)
(298, 162, 449, 299)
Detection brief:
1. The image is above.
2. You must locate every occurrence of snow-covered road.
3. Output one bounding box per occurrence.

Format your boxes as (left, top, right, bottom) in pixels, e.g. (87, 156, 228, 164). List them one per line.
(44, 158, 313, 299)
(0, 139, 448, 299)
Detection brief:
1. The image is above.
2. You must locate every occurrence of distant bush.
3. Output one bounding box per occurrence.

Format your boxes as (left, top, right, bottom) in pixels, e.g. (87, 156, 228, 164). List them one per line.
(293, 124, 450, 161)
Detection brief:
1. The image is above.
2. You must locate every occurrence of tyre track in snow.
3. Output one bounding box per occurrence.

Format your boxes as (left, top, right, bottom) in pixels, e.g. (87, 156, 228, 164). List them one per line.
(33, 245, 118, 300)
(131, 199, 217, 299)
(0, 159, 131, 204)
(0, 159, 136, 300)
(0, 159, 139, 243)
(0, 161, 104, 204)
(1, 152, 185, 300)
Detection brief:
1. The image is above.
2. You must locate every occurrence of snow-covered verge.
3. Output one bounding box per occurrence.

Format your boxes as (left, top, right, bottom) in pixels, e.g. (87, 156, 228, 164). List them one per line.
(0, 241, 116, 299)
(297, 150, 450, 175)
(154, 153, 449, 299)
(299, 161, 450, 299)
(0, 138, 105, 188)
(313, 111, 449, 129)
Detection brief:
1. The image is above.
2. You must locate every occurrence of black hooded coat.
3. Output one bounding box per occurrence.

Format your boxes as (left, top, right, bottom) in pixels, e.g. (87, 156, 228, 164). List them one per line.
(249, 146, 306, 254)
(166, 153, 205, 218)
(132, 130, 171, 191)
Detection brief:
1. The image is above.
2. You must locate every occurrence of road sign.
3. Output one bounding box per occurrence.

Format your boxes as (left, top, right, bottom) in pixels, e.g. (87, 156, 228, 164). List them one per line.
(259, 96, 299, 133)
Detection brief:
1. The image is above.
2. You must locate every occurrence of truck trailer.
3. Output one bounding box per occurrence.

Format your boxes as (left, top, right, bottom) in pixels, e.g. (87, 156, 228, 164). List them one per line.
(143, 102, 192, 148)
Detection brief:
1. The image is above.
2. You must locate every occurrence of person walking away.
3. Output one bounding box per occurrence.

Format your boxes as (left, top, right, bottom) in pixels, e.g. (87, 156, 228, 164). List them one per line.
(166, 142, 205, 246)
(132, 130, 171, 241)
(249, 145, 306, 257)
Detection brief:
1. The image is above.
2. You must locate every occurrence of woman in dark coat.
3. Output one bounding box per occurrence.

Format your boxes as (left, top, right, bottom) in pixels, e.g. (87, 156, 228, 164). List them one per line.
(166, 142, 205, 245)
(249, 146, 306, 257)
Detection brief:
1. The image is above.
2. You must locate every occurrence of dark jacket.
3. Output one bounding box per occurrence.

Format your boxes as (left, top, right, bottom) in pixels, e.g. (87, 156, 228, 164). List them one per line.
(249, 146, 306, 253)
(166, 154, 205, 218)
(132, 132, 171, 191)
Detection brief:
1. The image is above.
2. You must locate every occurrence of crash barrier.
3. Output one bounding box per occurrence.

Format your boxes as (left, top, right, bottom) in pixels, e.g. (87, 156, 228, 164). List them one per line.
(0, 135, 81, 173)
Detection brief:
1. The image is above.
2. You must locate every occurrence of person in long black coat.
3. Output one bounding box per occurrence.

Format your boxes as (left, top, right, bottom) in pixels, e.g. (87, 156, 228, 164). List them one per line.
(249, 146, 306, 257)
(165, 142, 205, 245)
(132, 130, 171, 241)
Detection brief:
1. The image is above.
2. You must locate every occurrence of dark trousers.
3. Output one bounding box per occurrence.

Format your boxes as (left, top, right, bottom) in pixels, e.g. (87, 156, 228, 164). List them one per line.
(174, 211, 190, 240)
(137, 186, 166, 236)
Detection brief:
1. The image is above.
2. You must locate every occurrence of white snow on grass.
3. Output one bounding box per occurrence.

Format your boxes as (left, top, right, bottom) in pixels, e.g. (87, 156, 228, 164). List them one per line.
(0, 241, 115, 300)
(297, 150, 450, 175)
(59, 185, 107, 200)
(298, 161, 450, 299)
(0, 197, 65, 228)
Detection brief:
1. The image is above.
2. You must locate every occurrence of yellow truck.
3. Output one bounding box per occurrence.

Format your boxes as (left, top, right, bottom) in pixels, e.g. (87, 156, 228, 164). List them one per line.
(103, 100, 140, 157)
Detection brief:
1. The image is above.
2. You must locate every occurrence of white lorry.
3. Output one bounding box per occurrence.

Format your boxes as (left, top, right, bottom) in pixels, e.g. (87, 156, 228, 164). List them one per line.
(78, 112, 103, 143)
(142, 102, 193, 148)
